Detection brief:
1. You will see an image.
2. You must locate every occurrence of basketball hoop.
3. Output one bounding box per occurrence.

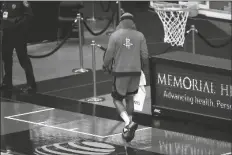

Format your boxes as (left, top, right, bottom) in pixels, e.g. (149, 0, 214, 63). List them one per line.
(151, 2, 197, 46)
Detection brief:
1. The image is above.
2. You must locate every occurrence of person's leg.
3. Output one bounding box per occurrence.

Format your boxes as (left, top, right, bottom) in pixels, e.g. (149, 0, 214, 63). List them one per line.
(125, 95, 134, 121)
(125, 76, 140, 121)
(15, 29, 37, 92)
(112, 76, 139, 142)
(119, 76, 140, 142)
(0, 31, 14, 89)
(112, 76, 130, 126)
(114, 99, 130, 126)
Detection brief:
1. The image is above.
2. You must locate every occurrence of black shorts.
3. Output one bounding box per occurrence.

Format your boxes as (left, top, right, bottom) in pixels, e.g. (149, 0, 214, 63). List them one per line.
(112, 76, 140, 100)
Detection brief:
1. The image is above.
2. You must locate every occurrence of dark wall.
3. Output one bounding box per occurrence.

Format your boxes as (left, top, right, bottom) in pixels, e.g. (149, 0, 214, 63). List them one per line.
(28, 2, 60, 43)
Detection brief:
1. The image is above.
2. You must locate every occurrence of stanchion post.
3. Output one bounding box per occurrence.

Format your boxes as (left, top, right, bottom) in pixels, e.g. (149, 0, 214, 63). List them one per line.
(112, 13, 116, 30)
(183, 40, 188, 53)
(92, 40, 97, 98)
(106, 1, 122, 36)
(87, 1, 103, 23)
(85, 40, 105, 103)
(87, 1, 97, 22)
(192, 25, 196, 54)
(72, 13, 89, 74)
(106, 12, 116, 35)
(186, 25, 198, 54)
(0, 29, 3, 84)
(118, 1, 122, 24)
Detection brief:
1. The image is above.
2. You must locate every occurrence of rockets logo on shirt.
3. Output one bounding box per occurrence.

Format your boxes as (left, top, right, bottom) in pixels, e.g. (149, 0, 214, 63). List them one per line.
(123, 37, 133, 49)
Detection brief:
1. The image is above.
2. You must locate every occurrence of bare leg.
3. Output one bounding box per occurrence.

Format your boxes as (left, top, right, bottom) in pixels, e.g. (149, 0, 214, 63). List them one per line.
(125, 95, 134, 121)
(113, 99, 130, 126)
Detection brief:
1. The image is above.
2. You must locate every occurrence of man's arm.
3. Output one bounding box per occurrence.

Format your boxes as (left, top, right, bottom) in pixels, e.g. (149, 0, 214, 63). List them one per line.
(23, 1, 33, 17)
(16, 1, 33, 26)
(103, 35, 116, 67)
(140, 34, 149, 72)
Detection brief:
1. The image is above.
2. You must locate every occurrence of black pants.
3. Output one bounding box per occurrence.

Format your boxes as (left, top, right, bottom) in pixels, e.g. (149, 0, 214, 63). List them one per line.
(2, 26, 36, 87)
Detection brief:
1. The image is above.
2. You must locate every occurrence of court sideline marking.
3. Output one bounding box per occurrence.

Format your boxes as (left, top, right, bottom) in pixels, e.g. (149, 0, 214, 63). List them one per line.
(5, 108, 54, 118)
(5, 116, 151, 139)
(4, 107, 151, 139)
(221, 153, 232, 155)
(2, 91, 152, 139)
(0, 97, 54, 118)
(5, 116, 106, 138)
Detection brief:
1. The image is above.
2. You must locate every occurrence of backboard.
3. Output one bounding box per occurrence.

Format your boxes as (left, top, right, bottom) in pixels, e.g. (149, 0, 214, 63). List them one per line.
(149, 1, 231, 36)
(179, 1, 231, 21)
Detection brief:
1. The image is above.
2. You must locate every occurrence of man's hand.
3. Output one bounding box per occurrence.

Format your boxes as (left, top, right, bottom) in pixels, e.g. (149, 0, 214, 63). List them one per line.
(102, 65, 110, 74)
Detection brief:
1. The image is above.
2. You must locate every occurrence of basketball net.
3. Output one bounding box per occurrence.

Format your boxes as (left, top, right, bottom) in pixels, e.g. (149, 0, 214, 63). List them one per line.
(152, 2, 193, 47)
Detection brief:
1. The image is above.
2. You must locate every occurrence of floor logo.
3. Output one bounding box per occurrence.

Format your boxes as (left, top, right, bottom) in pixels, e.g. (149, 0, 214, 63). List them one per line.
(34, 140, 115, 155)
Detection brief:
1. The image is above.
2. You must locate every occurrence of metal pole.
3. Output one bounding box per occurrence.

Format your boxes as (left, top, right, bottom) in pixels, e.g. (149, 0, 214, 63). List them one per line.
(106, 1, 122, 36)
(112, 14, 116, 30)
(106, 14, 116, 36)
(78, 14, 84, 68)
(87, 1, 97, 22)
(0, 25, 3, 84)
(92, 2, 95, 21)
(86, 40, 105, 103)
(72, 13, 89, 74)
(192, 25, 196, 54)
(186, 25, 197, 54)
(183, 40, 188, 53)
(118, 1, 122, 23)
(92, 40, 97, 98)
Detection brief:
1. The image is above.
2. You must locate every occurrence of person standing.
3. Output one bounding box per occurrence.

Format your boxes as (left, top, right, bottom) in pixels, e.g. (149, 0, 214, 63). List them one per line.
(103, 13, 149, 142)
(0, 1, 37, 93)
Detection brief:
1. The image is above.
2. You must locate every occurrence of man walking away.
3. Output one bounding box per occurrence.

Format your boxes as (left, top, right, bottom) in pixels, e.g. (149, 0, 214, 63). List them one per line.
(103, 13, 149, 142)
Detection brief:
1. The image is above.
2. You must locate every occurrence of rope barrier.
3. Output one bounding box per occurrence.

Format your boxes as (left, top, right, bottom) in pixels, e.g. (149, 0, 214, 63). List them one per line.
(96, 44, 107, 52)
(28, 24, 75, 59)
(83, 10, 116, 36)
(96, 44, 107, 61)
(197, 32, 232, 48)
(27, 9, 116, 59)
(95, 44, 114, 74)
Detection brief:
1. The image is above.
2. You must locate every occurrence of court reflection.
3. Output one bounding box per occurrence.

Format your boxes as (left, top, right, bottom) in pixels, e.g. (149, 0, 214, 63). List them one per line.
(1, 92, 34, 154)
(151, 119, 232, 155)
